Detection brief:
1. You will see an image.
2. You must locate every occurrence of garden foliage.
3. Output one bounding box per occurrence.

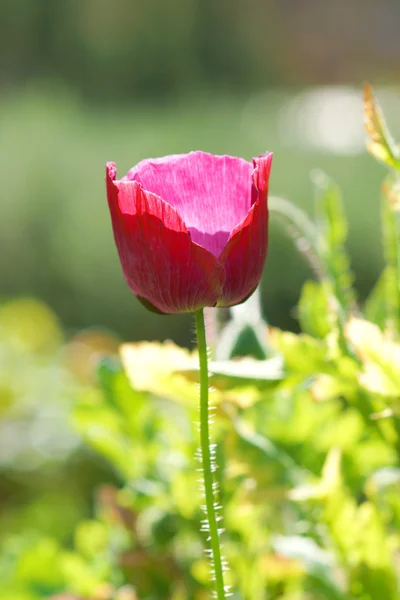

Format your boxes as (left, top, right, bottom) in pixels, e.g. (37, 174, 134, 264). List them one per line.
(2, 86, 400, 599)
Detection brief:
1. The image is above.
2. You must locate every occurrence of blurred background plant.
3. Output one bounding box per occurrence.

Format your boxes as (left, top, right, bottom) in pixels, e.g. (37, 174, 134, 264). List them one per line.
(2, 2, 400, 598)
(2, 0, 400, 341)
(2, 86, 400, 598)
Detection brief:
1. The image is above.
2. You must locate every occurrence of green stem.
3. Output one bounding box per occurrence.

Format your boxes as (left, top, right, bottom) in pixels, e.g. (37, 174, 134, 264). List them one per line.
(195, 309, 226, 600)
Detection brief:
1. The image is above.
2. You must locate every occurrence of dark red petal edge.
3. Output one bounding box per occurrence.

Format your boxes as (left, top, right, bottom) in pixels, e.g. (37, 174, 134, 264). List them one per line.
(217, 152, 273, 307)
(106, 163, 225, 314)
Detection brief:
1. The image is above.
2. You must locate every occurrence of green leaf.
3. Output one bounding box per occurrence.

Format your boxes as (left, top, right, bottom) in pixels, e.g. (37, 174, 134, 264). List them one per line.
(366, 466, 400, 495)
(323, 482, 398, 598)
(228, 414, 308, 485)
(73, 399, 135, 477)
(15, 538, 63, 591)
(178, 356, 284, 391)
(269, 196, 323, 278)
(60, 552, 108, 597)
(312, 170, 356, 317)
(272, 535, 350, 600)
(74, 521, 109, 560)
(380, 186, 400, 334)
(217, 289, 270, 360)
(353, 502, 397, 596)
(364, 268, 393, 330)
(271, 329, 334, 375)
(297, 280, 332, 339)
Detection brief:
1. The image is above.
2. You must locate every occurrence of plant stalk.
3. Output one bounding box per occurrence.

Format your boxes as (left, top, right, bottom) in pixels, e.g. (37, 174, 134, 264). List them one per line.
(195, 308, 226, 600)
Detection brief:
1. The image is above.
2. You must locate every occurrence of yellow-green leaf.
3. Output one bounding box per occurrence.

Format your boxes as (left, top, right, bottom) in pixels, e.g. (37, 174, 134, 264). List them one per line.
(345, 318, 400, 396)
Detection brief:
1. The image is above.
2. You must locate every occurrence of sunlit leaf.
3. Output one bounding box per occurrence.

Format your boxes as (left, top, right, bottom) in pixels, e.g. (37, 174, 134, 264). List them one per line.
(364, 83, 400, 170)
(15, 538, 63, 590)
(311, 373, 356, 404)
(74, 521, 109, 560)
(345, 318, 400, 396)
(60, 552, 109, 597)
(270, 329, 334, 375)
(313, 410, 363, 459)
(289, 448, 341, 501)
(120, 341, 198, 406)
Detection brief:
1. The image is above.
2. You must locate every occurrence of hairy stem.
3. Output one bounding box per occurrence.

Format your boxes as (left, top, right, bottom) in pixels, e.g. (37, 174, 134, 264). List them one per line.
(195, 308, 226, 600)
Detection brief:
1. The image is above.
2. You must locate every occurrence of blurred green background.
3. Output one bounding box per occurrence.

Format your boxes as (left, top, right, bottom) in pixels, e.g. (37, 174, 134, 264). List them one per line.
(2, 0, 400, 343)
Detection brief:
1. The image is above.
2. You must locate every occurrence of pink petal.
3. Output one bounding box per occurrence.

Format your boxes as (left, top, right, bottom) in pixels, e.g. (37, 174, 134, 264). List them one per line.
(126, 152, 253, 258)
(106, 163, 225, 314)
(217, 153, 273, 306)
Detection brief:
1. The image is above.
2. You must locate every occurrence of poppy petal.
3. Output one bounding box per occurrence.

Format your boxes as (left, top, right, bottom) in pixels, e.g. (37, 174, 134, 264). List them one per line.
(217, 153, 273, 307)
(106, 163, 225, 314)
(127, 152, 253, 258)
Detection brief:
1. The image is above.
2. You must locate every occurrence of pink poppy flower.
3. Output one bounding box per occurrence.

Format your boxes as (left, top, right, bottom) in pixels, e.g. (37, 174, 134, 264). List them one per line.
(106, 151, 273, 314)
